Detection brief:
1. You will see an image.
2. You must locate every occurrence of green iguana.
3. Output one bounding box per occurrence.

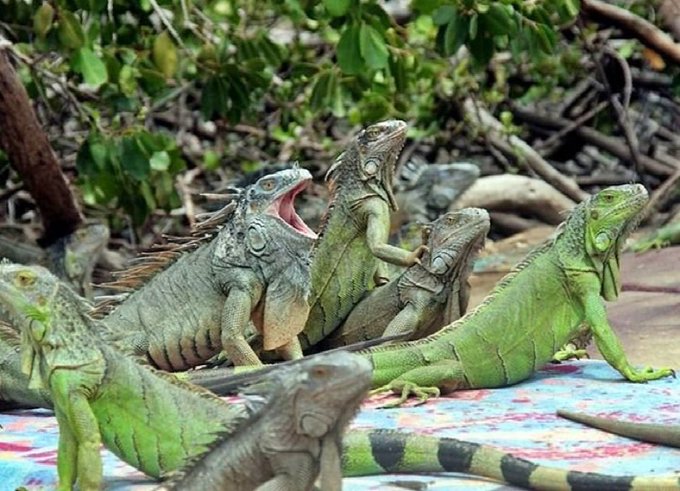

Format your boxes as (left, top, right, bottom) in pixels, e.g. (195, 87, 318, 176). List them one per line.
(322, 208, 490, 348)
(100, 167, 317, 367)
(299, 120, 428, 349)
(630, 219, 680, 252)
(3, 263, 679, 491)
(159, 351, 372, 491)
(557, 410, 680, 448)
(359, 184, 674, 404)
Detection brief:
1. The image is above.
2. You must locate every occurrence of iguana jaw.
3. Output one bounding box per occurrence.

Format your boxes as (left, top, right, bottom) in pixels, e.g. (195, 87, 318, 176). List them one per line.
(266, 178, 318, 239)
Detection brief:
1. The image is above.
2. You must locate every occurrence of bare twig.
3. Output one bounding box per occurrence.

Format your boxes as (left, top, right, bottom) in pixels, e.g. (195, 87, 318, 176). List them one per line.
(148, 0, 185, 47)
(582, 0, 680, 64)
(536, 100, 609, 155)
(642, 165, 680, 219)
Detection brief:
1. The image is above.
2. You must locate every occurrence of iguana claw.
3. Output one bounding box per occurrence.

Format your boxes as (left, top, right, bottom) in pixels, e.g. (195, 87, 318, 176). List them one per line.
(552, 345, 589, 362)
(369, 382, 440, 408)
(624, 366, 675, 383)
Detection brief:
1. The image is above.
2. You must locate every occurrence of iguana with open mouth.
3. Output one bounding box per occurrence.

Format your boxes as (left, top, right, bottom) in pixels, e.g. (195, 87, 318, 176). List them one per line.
(360, 184, 675, 404)
(98, 167, 317, 367)
(322, 207, 490, 348)
(0, 263, 677, 491)
(299, 120, 428, 349)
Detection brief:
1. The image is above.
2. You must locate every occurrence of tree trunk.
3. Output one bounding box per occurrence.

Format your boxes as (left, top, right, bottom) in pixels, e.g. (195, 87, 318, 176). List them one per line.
(0, 48, 82, 245)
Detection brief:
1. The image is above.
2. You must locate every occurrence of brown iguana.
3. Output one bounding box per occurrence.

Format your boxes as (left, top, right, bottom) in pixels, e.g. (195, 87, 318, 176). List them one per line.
(99, 167, 317, 367)
(299, 119, 428, 349)
(158, 351, 372, 491)
(322, 207, 490, 348)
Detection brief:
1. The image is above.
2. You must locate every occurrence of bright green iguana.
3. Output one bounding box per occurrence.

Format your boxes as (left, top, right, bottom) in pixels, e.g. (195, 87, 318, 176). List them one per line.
(558, 410, 680, 448)
(359, 184, 675, 404)
(630, 218, 680, 252)
(99, 168, 317, 367)
(159, 351, 372, 491)
(299, 120, 428, 349)
(322, 208, 490, 348)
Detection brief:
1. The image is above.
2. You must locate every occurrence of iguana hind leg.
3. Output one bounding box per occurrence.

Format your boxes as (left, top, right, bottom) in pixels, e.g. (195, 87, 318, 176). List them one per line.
(371, 359, 465, 407)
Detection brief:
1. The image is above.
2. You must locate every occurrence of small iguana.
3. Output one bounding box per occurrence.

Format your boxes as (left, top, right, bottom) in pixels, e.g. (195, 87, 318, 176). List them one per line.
(159, 351, 372, 491)
(100, 168, 317, 367)
(0, 222, 109, 297)
(630, 218, 680, 252)
(299, 120, 428, 349)
(557, 410, 680, 448)
(322, 208, 490, 348)
(358, 184, 675, 404)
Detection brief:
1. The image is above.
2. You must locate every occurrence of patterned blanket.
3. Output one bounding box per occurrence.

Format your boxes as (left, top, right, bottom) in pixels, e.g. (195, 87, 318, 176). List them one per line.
(1, 360, 679, 490)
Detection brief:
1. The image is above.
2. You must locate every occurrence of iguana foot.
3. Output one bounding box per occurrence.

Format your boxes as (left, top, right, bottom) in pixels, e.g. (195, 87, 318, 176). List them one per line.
(624, 366, 675, 382)
(369, 382, 440, 408)
(408, 245, 429, 266)
(630, 238, 669, 253)
(552, 344, 589, 362)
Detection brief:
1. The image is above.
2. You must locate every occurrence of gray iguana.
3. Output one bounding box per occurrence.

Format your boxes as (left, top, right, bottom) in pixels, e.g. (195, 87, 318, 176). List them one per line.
(99, 167, 317, 367)
(158, 351, 372, 491)
(299, 120, 428, 349)
(322, 207, 490, 348)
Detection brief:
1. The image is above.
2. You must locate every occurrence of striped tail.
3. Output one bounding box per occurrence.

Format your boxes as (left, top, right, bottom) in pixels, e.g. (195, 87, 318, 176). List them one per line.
(341, 429, 680, 490)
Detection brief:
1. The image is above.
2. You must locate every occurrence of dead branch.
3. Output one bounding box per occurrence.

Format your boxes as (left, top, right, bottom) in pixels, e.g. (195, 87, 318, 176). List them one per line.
(582, 0, 680, 65)
(460, 97, 589, 202)
(455, 175, 576, 225)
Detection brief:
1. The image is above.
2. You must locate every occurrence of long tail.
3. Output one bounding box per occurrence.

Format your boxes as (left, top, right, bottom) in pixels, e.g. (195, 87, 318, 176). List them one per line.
(557, 410, 680, 448)
(342, 429, 680, 490)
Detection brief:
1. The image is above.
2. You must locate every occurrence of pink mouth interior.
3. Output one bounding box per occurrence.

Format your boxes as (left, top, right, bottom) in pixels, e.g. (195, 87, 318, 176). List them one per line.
(267, 181, 318, 239)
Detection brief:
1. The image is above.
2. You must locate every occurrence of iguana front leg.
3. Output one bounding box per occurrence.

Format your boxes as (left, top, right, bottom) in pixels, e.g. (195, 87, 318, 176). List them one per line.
(51, 372, 103, 491)
(580, 276, 674, 382)
(256, 452, 317, 491)
(221, 286, 263, 366)
(365, 201, 428, 285)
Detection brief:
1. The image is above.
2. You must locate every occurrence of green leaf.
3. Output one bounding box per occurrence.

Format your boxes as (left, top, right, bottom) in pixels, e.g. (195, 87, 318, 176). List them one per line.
(359, 24, 389, 70)
(310, 70, 336, 112)
(120, 137, 149, 181)
(337, 25, 363, 75)
(535, 24, 557, 53)
(118, 65, 137, 96)
(432, 5, 455, 26)
(34, 3, 55, 40)
(469, 13, 478, 40)
(149, 151, 170, 171)
(564, 0, 580, 17)
(323, 0, 351, 17)
(58, 10, 85, 50)
(468, 33, 494, 66)
(72, 48, 108, 89)
(443, 12, 469, 56)
(203, 150, 220, 171)
(153, 31, 178, 79)
(483, 4, 516, 36)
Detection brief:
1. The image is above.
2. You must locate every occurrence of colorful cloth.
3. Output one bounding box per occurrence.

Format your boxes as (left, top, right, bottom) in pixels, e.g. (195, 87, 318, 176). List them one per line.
(1, 360, 678, 490)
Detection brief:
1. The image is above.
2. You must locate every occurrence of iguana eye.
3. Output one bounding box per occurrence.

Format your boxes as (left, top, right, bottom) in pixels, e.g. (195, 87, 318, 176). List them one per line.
(259, 179, 275, 191)
(364, 127, 382, 140)
(15, 271, 35, 288)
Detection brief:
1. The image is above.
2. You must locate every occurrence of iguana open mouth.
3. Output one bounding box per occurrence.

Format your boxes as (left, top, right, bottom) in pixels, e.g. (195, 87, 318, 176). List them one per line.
(268, 180, 318, 239)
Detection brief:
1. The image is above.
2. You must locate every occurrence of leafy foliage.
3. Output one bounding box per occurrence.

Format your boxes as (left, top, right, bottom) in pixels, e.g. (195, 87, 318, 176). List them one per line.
(0, 0, 590, 228)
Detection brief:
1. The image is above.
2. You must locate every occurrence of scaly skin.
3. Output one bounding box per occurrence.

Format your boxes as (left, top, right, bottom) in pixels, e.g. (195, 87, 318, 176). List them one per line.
(557, 410, 680, 448)
(0, 262, 247, 490)
(160, 351, 372, 491)
(362, 185, 674, 404)
(342, 429, 680, 490)
(322, 208, 489, 347)
(101, 168, 317, 368)
(0, 321, 52, 409)
(630, 219, 680, 252)
(300, 120, 427, 349)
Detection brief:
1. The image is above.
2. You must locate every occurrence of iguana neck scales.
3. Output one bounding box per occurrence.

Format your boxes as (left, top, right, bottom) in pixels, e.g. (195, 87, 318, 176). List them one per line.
(359, 185, 674, 404)
(100, 168, 317, 368)
(300, 120, 427, 349)
(323, 207, 489, 347)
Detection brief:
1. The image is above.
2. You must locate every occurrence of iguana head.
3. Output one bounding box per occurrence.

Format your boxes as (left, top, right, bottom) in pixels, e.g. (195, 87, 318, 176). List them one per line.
(244, 167, 318, 239)
(0, 262, 96, 389)
(327, 120, 408, 211)
(562, 184, 648, 300)
(423, 208, 490, 276)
